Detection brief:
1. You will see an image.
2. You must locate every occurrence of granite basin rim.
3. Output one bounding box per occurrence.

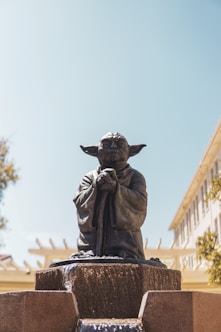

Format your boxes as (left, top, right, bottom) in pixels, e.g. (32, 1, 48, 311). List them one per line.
(49, 257, 167, 268)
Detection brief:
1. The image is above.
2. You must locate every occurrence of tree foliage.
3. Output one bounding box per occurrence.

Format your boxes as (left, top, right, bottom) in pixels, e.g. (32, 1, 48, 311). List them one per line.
(196, 231, 221, 284)
(0, 139, 19, 230)
(196, 169, 221, 284)
(205, 172, 221, 202)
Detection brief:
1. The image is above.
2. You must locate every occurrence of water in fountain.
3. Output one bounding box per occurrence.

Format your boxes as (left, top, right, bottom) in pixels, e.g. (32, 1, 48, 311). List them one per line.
(77, 319, 143, 332)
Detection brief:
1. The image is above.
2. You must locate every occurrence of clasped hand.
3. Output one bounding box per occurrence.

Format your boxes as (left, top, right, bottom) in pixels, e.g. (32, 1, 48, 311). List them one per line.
(96, 168, 117, 193)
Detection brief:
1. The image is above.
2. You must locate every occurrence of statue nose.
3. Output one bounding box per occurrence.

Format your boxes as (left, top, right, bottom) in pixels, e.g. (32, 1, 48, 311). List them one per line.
(111, 141, 117, 149)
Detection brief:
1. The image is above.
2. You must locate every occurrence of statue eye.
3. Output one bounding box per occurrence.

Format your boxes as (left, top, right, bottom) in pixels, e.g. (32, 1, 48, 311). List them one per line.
(118, 141, 127, 148)
(102, 141, 111, 148)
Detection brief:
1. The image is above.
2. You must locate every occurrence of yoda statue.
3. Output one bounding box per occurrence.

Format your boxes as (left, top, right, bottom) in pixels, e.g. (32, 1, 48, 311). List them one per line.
(72, 132, 148, 260)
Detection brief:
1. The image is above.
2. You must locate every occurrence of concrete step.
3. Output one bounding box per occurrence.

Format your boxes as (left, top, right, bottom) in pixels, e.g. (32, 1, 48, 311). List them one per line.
(77, 318, 143, 332)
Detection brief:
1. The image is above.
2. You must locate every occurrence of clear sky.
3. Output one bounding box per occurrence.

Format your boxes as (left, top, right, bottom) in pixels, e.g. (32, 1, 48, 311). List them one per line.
(0, 0, 221, 266)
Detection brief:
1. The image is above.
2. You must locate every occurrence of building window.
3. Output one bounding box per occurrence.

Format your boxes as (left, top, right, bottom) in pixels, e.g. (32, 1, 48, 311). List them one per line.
(204, 179, 208, 209)
(193, 200, 196, 227)
(181, 219, 185, 244)
(214, 218, 220, 244)
(175, 228, 180, 247)
(214, 217, 218, 233)
(188, 208, 191, 234)
(201, 185, 205, 214)
(196, 195, 199, 223)
(215, 160, 219, 175)
(211, 168, 214, 180)
(186, 213, 189, 237)
(193, 200, 196, 226)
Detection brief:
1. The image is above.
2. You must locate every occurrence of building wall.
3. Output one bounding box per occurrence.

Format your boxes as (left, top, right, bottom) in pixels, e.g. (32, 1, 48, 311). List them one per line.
(173, 151, 221, 252)
(168, 120, 221, 275)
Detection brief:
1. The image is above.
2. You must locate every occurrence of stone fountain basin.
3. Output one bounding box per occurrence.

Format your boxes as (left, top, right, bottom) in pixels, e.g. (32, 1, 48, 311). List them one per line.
(35, 258, 181, 318)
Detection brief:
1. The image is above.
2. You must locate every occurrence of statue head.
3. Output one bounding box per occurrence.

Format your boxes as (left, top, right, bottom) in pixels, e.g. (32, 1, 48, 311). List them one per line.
(80, 132, 146, 169)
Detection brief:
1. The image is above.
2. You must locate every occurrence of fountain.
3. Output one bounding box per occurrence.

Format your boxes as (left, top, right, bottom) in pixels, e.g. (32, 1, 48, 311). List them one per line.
(35, 133, 181, 330)
(1, 132, 220, 331)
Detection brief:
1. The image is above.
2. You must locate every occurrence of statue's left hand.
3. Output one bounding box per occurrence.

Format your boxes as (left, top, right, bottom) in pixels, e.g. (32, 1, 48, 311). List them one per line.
(96, 168, 117, 193)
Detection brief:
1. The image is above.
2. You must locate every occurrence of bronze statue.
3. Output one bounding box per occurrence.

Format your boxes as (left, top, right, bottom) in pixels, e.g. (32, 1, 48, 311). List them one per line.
(73, 132, 147, 260)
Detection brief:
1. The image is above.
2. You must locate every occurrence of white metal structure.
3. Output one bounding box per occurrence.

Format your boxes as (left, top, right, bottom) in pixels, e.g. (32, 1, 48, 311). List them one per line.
(1, 237, 220, 293)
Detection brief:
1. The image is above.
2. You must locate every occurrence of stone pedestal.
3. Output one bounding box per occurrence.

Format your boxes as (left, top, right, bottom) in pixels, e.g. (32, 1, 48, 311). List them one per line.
(139, 291, 221, 332)
(0, 291, 79, 332)
(35, 263, 181, 318)
(2, 262, 221, 332)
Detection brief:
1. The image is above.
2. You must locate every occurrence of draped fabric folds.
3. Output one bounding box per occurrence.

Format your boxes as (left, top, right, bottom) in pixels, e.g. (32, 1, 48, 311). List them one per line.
(74, 164, 147, 259)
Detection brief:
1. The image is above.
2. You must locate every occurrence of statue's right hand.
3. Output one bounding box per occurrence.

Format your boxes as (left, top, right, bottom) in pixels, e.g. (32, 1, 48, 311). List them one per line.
(96, 171, 110, 186)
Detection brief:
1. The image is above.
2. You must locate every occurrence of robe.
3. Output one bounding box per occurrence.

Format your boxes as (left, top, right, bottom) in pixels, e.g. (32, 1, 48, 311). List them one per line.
(74, 164, 147, 259)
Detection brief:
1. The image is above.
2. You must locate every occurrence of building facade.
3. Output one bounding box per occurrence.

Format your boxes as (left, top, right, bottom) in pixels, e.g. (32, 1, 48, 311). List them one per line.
(169, 119, 221, 270)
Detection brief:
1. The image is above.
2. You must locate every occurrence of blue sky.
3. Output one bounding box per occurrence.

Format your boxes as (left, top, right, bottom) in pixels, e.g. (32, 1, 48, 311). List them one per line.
(0, 0, 221, 266)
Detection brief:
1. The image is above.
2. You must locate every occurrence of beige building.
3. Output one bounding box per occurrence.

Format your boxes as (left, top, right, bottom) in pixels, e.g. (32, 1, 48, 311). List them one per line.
(169, 119, 221, 273)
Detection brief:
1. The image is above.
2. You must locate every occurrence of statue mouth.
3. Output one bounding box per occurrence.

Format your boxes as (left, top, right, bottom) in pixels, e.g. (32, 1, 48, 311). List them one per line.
(110, 151, 121, 161)
(100, 150, 126, 166)
(103, 150, 119, 159)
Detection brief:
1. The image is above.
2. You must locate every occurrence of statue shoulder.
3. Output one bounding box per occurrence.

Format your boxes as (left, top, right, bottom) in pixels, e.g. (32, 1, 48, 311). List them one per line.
(129, 166, 145, 177)
(129, 167, 146, 184)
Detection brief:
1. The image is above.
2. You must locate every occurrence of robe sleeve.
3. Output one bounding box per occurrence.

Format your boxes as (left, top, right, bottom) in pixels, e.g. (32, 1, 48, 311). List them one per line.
(73, 171, 97, 232)
(114, 170, 147, 231)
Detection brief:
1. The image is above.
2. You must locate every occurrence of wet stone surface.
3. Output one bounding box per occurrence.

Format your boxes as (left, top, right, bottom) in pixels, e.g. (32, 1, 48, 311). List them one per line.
(36, 262, 181, 318)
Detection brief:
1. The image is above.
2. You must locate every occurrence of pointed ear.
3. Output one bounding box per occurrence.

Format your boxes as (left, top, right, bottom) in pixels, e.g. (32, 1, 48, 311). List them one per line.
(80, 145, 98, 157)
(129, 144, 146, 157)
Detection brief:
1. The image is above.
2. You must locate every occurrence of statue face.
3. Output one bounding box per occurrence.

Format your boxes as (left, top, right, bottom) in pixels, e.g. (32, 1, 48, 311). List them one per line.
(98, 132, 129, 168)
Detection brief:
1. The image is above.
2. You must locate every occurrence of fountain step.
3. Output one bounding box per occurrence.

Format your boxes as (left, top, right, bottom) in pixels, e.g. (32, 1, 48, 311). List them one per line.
(77, 318, 143, 332)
